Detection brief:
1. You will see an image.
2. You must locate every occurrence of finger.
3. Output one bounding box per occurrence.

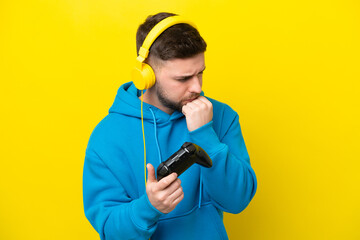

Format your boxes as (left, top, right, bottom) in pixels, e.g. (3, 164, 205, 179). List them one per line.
(147, 164, 156, 183)
(170, 188, 184, 205)
(195, 96, 207, 104)
(164, 178, 182, 196)
(184, 101, 200, 112)
(197, 96, 212, 108)
(182, 105, 190, 115)
(187, 99, 200, 108)
(184, 102, 195, 109)
(157, 172, 178, 190)
(196, 96, 208, 102)
(192, 97, 207, 107)
(191, 96, 209, 107)
(168, 183, 183, 200)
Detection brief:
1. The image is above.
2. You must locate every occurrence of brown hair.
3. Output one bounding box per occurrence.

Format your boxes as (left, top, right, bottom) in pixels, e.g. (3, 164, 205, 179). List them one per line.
(136, 12, 207, 61)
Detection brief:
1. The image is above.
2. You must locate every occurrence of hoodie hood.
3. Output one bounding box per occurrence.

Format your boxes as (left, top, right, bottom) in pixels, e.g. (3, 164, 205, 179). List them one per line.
(109, 82, 185, 124)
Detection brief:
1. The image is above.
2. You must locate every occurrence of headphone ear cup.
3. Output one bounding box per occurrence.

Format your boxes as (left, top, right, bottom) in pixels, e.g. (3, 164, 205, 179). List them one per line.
(132, 63, 156, 90)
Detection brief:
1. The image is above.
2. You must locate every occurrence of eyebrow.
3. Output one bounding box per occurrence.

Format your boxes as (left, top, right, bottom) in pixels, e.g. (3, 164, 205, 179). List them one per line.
(174, 66, 206, 79)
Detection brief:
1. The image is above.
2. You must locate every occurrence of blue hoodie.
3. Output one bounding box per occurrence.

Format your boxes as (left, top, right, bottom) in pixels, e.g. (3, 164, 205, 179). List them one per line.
(83, 82, 257, 240)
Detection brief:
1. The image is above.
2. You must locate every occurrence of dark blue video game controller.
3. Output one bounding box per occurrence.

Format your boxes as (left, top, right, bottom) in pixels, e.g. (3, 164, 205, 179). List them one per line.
(156, 142, 212, 181)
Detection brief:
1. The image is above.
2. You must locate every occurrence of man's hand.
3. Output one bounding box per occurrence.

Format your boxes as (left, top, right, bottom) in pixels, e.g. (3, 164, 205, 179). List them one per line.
(182, 96, 213, 132)
(146, 164, 184, 214)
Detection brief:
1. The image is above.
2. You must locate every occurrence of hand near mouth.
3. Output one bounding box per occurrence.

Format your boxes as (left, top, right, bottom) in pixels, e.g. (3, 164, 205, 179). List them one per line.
(182, 96, 213, 132)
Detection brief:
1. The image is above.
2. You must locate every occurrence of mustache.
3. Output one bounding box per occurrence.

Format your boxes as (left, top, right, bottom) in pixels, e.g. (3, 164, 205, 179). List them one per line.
(184, 94, 200, 101)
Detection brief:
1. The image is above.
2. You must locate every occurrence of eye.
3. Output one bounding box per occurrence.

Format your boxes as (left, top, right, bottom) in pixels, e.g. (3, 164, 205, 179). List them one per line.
(176, 76, 192, 82)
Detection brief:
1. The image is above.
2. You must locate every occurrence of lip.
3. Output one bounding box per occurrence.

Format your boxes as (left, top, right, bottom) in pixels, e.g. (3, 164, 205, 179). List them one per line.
(184, 98, 196, 103)
(183, 95, 200, 104)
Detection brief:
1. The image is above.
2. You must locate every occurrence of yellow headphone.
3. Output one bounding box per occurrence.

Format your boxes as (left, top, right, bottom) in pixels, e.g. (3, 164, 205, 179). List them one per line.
(135, 16, 198, 188)
(132, 16, 198, 90)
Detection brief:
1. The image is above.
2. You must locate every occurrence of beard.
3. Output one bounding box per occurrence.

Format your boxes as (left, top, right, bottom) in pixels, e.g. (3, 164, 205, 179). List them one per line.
(156, 83, 200, 113)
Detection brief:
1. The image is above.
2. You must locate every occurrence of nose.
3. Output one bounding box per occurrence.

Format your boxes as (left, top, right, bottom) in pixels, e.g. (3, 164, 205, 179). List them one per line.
(188, 75, 202, 94)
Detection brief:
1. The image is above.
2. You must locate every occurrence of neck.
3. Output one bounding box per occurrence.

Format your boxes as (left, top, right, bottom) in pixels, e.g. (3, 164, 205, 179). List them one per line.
(139, 89, 174, 115)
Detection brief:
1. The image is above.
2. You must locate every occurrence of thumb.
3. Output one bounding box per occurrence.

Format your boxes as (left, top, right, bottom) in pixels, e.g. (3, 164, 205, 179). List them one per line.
(147, 163, 157, 183)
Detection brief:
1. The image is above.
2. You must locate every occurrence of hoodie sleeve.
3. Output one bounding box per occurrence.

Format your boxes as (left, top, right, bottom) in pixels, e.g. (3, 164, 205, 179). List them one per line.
(188, 107, 257, 214)
(83, 148, 163, 240)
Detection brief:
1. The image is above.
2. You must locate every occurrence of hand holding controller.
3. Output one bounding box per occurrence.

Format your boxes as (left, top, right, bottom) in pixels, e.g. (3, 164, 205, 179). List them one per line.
(157, 142, 212, 181)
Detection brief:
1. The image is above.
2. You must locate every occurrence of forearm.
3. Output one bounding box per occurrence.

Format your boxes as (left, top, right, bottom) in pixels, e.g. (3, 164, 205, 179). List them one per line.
(86, 195, 161, 240)
(200, 145, 257, 213)
(83, 150, 163, 240)
(189, 120, 257, 213)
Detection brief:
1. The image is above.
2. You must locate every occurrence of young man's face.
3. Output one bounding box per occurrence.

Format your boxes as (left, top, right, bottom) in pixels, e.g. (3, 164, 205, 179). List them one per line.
(151, 52, 206, 114)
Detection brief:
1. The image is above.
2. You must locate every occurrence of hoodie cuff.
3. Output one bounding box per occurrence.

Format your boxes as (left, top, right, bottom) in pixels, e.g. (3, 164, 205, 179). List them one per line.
(188, 121, 225, 157)
(130, 194, 164, 230)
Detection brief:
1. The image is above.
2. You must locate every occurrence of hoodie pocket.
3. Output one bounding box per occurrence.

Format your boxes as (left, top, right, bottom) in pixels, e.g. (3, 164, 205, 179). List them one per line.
(206, 204, 228, 240)
(152, 204, 228, 240)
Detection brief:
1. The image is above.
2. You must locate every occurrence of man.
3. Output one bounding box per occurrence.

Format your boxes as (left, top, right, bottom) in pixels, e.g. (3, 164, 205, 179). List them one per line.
(83, 12, 257, 240)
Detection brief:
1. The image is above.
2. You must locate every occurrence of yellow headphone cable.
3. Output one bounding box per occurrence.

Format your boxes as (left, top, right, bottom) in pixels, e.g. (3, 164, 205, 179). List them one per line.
(141, 90, 147, 186)
(141, 90, 151, 240)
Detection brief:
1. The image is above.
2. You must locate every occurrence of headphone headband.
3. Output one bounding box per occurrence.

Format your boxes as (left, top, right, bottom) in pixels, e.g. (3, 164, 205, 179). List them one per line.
(136, 16, 198, 66)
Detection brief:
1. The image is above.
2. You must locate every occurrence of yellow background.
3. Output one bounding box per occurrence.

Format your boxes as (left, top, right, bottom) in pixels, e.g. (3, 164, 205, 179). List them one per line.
(1, 0, 359, 239)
